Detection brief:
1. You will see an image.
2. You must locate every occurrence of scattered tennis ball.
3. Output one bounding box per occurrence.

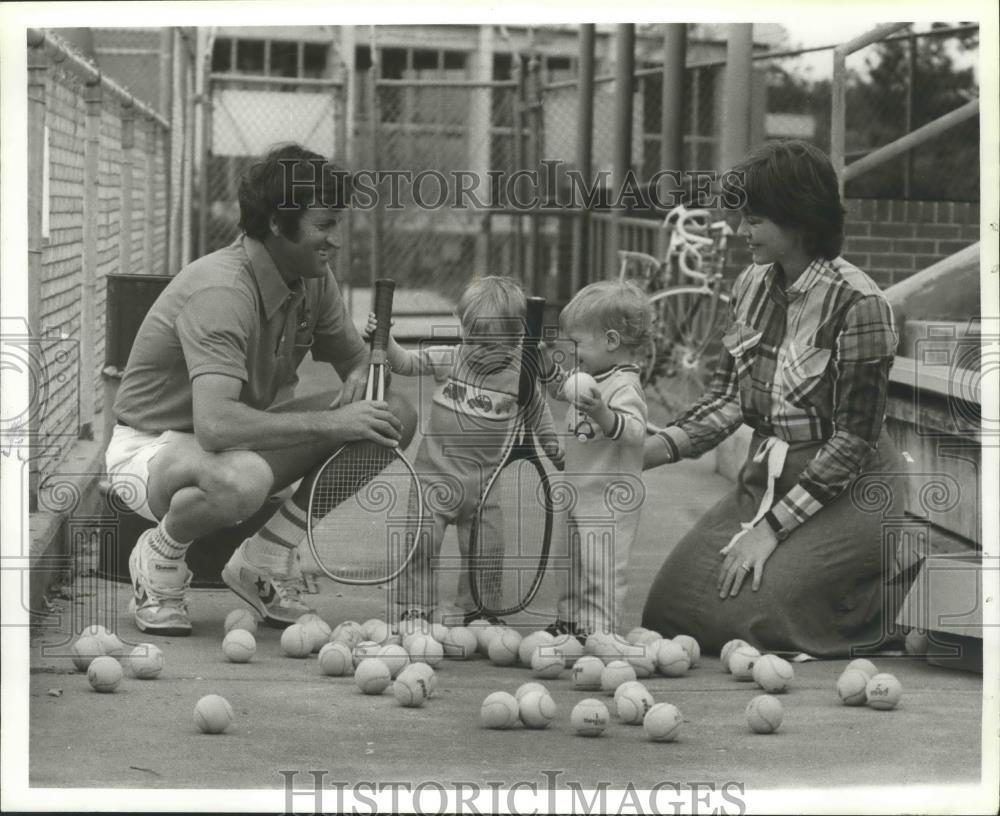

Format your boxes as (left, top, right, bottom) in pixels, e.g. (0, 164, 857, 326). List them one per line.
(352, 640, 381, 668)
(550, 634, 585, 667)
(280, 624, 312, 658)
(223, 609, 258, 636)
(330, 620, 363, 648)
(746, 694, 784, 734)
(393, 672, 430, 707)
(429, 623, 449, 644)
(354, 658, 392, 695)
(625, 626, 651, 645)
(672, 635, 701, 668)
(488, 628, 522, 667)
(866, 673, 902, 710)
(728, 646, 760, 681)
(519, 690, 557, 729)
(442, 626, 478, 659)
(616, 683, 655, 725)
(845, 658, 879, 679)
(80, 624, 125, 656)
(399, 662, 438, 698)
(194, 694, 234, 734)
(407, 634, 444, 667)
(377, 644, 410, 678)
(572, 656, 605, 690)
(720, 639, 750, 672)
(836, 668, 871, 706)
(752, 654, 794, 693)
(655, 640, 690, 677)
(571, 698, 609, 737)
(70, 634, 105, 672)
(87, 656, 123, 693)
(643, 702, 683, 741)
(600, 660, 637, 695)
(518, 631, 555, 667)
(515, 681, 549, 702)
(531, 646, 564, 679)
(301, 617, 333, 653)
(222, 629, 256, 663)
(480, 691, 519, 729)
(318, 641, 353, 676)
(361, 618, 388, 641)
(128, 643, 164, 679)
(626, 647, 657, 679)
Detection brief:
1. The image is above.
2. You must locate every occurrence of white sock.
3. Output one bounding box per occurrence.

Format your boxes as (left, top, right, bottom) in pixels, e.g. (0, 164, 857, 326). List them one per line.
(243, 499, 308, 570)
(143, 521, 191, 561)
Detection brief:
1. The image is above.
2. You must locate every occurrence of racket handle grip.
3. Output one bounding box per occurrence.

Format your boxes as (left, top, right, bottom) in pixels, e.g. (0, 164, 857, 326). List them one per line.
(371, 279, 396, 351)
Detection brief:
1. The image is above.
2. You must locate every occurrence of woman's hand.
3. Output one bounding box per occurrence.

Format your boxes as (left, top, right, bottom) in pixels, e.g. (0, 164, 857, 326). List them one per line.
(717, 522, 779, 598)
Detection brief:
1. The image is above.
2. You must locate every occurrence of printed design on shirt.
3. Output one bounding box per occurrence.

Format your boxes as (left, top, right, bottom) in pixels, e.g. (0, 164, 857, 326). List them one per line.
(571, 411, 597, 442)
(435, 377, 517, 420)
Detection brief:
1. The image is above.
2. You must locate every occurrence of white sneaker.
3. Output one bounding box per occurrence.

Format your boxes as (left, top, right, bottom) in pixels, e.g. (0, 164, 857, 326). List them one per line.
(221, 544, 314, 628)
(128, 530, 193, 636)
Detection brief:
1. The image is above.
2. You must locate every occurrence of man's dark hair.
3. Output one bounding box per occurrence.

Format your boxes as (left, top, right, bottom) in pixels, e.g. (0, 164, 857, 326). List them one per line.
(722, 139, 846, 260)
(238, 143, 353, 241)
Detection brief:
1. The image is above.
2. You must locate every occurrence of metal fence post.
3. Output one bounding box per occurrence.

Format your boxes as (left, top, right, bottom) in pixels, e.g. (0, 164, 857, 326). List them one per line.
(120, 101, 135, 276)
(719, 24, 753, 172)
(527, 53, 543, 295)
(144, 118, 157, 276)
(81, 78, 103, 441)
(660, 24, 686, 178)
(571, 24, 595, 294)
(511, 57, 525, 283)
(607, 24, 635, 282)
(368, 29, 382, 286)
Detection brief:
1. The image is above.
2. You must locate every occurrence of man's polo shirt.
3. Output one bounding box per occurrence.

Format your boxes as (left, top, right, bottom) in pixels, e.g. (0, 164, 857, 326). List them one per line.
(114, 235, 367, 433)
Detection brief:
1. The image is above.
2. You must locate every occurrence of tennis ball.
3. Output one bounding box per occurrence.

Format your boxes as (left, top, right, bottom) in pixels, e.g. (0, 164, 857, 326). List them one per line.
(361, 618, 388, 641)
(571, 698, 609, 737)
(87, 655, 123, 693)
(194, 694, 234, 734)
(355, 658, 392, 694)
(330, 620, 364, 648)
(644, 702, 683, 741)
(720, 638, 750, 671)
(223, 609, 258, 636)
(80, 624, 126, 656)
(672, 635, 701, 668)
(476, 625, 503, 655)
(572, 656, 605, 690)
(128, 643, 164, 679)
(531, 646, 564, 679)
(466, 617, 490, 642)
(600, 660, 637, 695)
(655, 639, 691, 677)
(393, 672, 431, 707)
(429, 623, 450, 643)
(616, 684, 655, 725)
(626, 646, 657, 678)
(366, 621, 392, 645)
(866, 673, 902, 710)
(562, 371, 599, 405)
(746, 694, 784, 734)
(635, 629, 664, 648)
(516, 681, 549, 702)
(480, 691, 520, 729)
(904, 628, 929, 656)
(280, 624, 312, 658)
(845, 658, 879, 679)
(550, 634, 585, 667)
(70, 634, 105, 672)
(518, 631, 556, 667)
(400, 662, 437, 698)
(488, 628, 523, 666)
(442, 626, 478, 659)
(318, 641, 353, 676)
(625, 626, 651, 645)
(519, 690, 557, 729)
(397, 616, 432, 639)
(353, 640, 381, 668)
(377, 644, 410, 678)
(408, 634, 444, 667)
(728, 646, 761, 681)
(836, 668, 871, 706)
(752, 654, 794, 693)
(585, 632, 628, 663)
(302, 618, 333, 653)
(219, 629, 254, 663)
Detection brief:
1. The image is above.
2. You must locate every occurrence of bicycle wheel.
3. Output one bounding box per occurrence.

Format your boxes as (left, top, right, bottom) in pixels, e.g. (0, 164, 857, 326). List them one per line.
(644, 286, 731, 421)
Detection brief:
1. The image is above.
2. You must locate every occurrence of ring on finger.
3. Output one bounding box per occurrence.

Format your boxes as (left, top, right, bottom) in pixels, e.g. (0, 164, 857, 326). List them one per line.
(739, 563, 751, 572)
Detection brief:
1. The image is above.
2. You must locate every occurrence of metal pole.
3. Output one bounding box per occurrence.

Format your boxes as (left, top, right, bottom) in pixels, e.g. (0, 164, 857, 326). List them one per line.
(903, 34, 916, 198)
(607, 24, 635, 282)
(660, 24, 687, 175)
(81, 79, 102, 441)
(120, 102, 135, 275)
(368, 27, 381, 287)
(571, 23, 595, 294)
(511, 57, 524, 283)
(719, 24, 753, 171)
(181, 49, 195, 267)
(528, 52, 543, 295)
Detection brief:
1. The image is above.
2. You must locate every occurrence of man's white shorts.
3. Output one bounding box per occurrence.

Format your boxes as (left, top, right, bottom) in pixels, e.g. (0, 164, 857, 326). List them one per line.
(105, 424, 190, 522)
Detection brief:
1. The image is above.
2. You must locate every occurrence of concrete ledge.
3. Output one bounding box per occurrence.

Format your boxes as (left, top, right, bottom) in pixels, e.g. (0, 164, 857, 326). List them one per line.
(28, 435, 107, 621)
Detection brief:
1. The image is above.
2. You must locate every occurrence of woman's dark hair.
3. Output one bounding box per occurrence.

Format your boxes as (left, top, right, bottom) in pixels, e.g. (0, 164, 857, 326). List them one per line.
(238, 143, 353, 241)
(721, 140, 846, 260)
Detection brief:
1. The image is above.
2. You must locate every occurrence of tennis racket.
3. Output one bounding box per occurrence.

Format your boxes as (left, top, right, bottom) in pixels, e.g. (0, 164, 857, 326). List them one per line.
(305, 278, 423, 585)
(468, 296, 555, 618)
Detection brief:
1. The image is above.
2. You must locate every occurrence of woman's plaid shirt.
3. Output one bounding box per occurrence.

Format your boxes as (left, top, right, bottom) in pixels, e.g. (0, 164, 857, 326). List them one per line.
(652, 256, 897, 537)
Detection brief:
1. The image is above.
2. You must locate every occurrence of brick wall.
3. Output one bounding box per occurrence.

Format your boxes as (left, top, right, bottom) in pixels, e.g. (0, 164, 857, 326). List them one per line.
(726, 198, 981, 289)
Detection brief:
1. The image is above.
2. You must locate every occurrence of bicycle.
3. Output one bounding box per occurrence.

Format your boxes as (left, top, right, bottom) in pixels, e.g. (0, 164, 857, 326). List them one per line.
(618, 205, 734, 422)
